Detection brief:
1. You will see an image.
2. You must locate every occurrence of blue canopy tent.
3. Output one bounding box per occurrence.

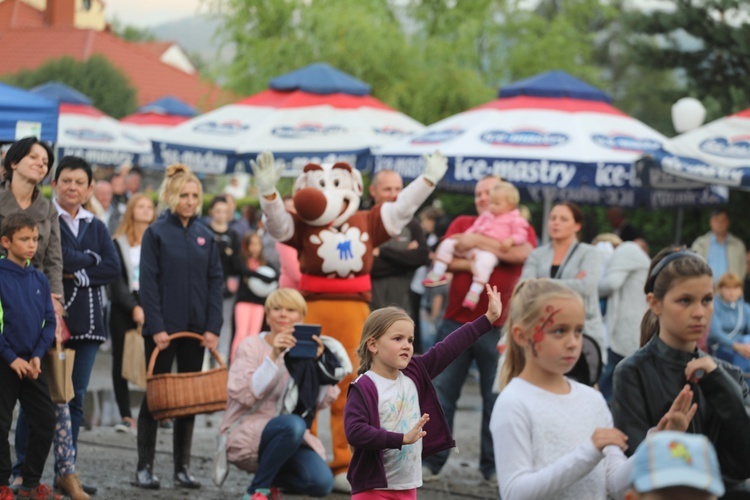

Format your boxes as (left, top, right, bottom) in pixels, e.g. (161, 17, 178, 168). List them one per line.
(29, 82, 92, 106)
(0, 82, 59, 142)
(373, 71, 726, 212)
(138, 96, 197, 117)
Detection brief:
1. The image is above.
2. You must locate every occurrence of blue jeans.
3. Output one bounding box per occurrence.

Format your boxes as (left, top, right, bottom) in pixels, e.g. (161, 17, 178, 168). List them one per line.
(249, 414, 333, 497)
(422, 318, 500, 479)
(598, 348, 625, 403)
(67, 341, 99, 462)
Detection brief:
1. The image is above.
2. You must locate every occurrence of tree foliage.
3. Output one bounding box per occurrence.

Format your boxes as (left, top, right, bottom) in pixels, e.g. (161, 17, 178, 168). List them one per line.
(208, 0, 607, 124)
(110, 17, 158, 42)
(626, 0, 750, 118)
(2, 55, 138, 118)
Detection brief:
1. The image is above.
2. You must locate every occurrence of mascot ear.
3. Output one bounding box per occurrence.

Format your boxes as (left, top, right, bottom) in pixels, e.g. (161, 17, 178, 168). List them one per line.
(351, 168, 364, 196)
(293, 163, 322, 194)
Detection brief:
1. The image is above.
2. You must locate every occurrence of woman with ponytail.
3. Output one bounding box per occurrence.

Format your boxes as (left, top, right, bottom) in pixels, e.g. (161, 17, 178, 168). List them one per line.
(135, 164, 224, 490)
(611, 248, 750, 496)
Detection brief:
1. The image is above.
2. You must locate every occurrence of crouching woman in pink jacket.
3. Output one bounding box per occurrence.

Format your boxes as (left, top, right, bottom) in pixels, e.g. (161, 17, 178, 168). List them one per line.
(219, 288, 350, 500)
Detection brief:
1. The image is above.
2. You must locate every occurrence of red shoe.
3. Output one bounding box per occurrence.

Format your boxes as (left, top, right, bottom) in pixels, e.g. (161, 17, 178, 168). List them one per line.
(18, 484, 63, 500)
(422, 273, 448, 288)
(462, 291, 480, 310)
(271, 487, 283, 499)
(0, 485, 14, 500)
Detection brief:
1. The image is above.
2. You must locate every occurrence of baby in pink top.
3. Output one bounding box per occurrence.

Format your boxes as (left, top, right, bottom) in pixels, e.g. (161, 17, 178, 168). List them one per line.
(424, 182, 529, 309)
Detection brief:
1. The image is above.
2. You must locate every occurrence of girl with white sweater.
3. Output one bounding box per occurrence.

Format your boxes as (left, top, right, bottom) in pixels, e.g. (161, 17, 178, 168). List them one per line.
(490, 279, 696, 500)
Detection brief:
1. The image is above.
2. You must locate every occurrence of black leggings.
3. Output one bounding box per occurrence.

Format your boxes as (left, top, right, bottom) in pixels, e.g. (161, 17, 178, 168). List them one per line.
(109, 305, 135, 420)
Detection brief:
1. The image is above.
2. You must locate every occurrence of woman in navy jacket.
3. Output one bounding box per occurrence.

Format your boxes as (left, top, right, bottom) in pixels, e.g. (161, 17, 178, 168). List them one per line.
(135, 164, 223, 490)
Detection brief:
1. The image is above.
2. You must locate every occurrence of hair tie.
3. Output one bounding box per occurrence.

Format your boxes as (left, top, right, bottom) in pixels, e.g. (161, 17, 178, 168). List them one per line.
(646, 250, 700, 293)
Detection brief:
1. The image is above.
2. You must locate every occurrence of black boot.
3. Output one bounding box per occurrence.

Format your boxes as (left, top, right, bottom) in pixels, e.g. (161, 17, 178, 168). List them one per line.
(173, 418, 201, 489)
(135, 399, 160, 489)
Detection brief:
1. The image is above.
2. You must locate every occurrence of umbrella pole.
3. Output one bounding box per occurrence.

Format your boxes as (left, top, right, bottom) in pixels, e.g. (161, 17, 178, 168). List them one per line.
(674, 207, 684, 245)
(542, 196, 552, 244)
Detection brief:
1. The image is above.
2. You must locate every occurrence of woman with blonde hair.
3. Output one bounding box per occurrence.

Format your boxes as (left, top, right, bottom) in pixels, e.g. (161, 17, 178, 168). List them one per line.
(135, 164, 224, 489)
(109, 194, 156, 433)
(221, 288, 348, 500)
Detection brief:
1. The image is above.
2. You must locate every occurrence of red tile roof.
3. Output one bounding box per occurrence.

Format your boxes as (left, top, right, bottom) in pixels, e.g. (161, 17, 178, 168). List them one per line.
(0, 1, 232, 111)
(0, 0, 45, 29)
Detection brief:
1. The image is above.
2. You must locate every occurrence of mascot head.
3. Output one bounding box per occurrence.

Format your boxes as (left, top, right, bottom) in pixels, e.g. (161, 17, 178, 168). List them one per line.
(292, 162, 363, 227)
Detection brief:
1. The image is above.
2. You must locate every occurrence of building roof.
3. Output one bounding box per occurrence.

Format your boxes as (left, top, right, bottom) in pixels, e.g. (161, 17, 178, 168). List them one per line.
(0, 0, 230, 111)
(0, 0, 45, 29)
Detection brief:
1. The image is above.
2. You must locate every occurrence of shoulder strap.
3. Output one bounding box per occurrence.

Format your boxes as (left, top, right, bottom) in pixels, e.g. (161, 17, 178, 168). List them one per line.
(554, 242, 580, 279)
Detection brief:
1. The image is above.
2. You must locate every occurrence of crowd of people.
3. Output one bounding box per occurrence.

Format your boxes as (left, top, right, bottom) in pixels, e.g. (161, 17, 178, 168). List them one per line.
(0, 138, 748, 500)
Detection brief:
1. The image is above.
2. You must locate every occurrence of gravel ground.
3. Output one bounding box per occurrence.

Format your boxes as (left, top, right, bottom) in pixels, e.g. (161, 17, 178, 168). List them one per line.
(11, 351, 498, 499)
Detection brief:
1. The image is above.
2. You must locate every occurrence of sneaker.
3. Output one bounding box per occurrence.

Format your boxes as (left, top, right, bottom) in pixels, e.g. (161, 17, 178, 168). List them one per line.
(243, 489, 280, 500)
(483, 471, 498, 484)
(114, 417, 136, 433)
(0, 486, 14, 500)
(9, 476, 22, 494)
(422, 466, 440, 482)
(332, 472, 351, 493)
(462, 291, 480, 310)
(18, 484, 63, 500)
(422, 273, 448, 288)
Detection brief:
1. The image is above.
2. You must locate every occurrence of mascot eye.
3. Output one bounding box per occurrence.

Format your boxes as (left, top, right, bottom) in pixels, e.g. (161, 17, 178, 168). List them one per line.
(333, 179, 340, 187)
(318, 179, 326, 188)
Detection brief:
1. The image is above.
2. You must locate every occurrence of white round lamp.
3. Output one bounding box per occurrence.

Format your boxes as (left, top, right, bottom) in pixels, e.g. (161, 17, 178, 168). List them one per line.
(671, 97, 706, 133)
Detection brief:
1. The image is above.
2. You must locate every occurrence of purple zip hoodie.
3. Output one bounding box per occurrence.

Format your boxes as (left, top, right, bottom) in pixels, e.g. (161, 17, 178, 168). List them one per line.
(344, 315, 492, 494)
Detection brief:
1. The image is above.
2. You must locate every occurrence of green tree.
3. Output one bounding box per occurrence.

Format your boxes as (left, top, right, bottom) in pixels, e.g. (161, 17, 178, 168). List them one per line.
(110, 16, 157, 42)
(626, 0, 750, 118)
(2, 55, 138, 118)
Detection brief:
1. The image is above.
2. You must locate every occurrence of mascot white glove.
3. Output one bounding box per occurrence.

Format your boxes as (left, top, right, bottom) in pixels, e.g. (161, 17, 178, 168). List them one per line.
(250, 151, 284, 197)
(422, 150, 448, 186)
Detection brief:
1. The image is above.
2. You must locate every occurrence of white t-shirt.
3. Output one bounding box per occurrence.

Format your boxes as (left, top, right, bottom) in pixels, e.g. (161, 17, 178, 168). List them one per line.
(490, 377, 631, 500)
(365, 370, 422, 490)
(129, 245, 141, 291)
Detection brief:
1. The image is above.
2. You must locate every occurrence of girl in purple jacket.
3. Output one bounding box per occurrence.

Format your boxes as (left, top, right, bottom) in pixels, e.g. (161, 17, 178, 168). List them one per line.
(344, 285, 502, 498)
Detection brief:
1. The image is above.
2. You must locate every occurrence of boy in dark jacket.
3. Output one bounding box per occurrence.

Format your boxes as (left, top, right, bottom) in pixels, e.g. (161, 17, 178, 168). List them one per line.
(0, 213, 58, 500)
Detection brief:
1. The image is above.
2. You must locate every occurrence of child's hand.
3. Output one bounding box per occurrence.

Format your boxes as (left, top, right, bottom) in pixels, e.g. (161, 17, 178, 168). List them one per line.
(10, 358, 31, 379)
(484, 284, 502, 323)
(28, 357, 42, 380)
(657, 384, 697, 432)
(685, 357, 717, 384)
(590, 427, 628, 452)
(499, 237, 514, 251)
(403, 413, 429, 445)
(733, 343, 750, 359)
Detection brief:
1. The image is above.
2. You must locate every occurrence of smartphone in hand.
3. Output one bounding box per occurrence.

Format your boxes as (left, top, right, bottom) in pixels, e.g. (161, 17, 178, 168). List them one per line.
(287, 324, 322, 359)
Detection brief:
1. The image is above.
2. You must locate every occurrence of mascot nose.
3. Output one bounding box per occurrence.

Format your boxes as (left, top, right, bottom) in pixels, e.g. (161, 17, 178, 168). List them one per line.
(294, 187, 328, 221)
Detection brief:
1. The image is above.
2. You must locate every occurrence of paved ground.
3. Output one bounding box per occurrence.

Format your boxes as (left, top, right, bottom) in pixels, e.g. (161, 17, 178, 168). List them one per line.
(12, 350, 498, 499)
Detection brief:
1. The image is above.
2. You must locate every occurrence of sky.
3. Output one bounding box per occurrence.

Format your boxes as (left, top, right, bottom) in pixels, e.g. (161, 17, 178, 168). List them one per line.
(104, 0, 206, 28)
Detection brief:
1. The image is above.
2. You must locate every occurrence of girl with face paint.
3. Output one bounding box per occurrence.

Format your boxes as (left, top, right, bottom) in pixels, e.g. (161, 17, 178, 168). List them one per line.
(490, 279, 697, 500)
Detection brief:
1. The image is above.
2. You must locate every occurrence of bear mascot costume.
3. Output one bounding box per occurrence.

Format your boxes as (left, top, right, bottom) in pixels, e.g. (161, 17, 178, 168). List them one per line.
(252, 151, 447, 490)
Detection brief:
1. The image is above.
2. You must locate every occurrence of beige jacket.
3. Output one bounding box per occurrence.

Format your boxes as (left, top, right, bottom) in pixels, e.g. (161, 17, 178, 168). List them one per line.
(691, 231, 747, 280)
(219, 333, 340, 472)
(0, 187, 63, 295)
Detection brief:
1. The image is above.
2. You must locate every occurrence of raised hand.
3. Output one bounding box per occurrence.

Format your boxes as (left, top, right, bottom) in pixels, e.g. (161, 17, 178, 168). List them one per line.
(403, 413, 430, 445)
(484, 284, 502, 323)
(657, 384, 698, 432)
(421, 151, 448, 186)
(250, 151, 284, 197)
(591, 427, 628, 452)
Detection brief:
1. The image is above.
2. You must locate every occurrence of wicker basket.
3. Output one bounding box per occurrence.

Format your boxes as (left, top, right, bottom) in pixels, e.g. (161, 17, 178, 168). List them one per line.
(146, 332, 228, 420)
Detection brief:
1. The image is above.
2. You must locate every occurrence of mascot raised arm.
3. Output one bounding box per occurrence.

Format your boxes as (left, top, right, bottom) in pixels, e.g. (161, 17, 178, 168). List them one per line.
(252, 151, 447, 490)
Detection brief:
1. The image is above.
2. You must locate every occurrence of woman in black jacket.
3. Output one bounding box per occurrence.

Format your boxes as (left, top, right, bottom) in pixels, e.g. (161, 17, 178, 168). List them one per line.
(134, 164, 223, 490)
(109, 194, 156, 432)
(611, 248, 750, 497)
